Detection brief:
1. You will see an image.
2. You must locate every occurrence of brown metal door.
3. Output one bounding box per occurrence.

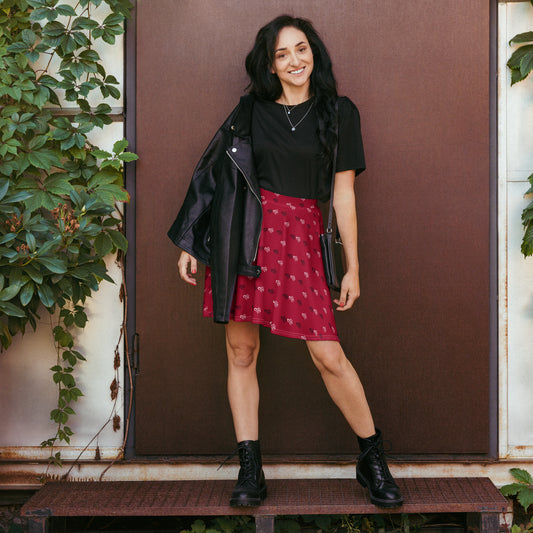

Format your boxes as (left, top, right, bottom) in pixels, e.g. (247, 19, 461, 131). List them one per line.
(134, 0, 491, 455)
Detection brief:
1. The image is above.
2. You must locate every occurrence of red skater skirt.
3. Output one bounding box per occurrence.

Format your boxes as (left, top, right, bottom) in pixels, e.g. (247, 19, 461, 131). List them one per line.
(203, 189, 339, 341)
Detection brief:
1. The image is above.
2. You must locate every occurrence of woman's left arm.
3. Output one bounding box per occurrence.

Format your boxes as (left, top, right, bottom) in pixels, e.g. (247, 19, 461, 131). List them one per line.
(332, 169, 360, 311)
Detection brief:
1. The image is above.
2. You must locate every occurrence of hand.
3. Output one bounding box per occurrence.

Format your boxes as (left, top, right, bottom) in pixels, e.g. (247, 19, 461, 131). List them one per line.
(177, 251, 198, 286)
(333, 270, 360, 311)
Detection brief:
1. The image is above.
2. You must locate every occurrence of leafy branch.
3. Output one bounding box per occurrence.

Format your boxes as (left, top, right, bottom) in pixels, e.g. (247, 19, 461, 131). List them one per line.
(501, 468, 533, 514)
(0, 0, 135, 466)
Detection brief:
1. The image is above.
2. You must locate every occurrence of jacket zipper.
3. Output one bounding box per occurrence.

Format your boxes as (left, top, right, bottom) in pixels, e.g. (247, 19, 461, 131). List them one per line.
(226, 149, 262, 261)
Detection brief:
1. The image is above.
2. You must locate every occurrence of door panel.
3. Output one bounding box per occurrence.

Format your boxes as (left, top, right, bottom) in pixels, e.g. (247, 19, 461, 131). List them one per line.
(135, 0, 490, 455)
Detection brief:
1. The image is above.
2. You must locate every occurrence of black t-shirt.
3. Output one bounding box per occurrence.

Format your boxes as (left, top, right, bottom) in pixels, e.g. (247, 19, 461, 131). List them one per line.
(251, 96, 365, 201)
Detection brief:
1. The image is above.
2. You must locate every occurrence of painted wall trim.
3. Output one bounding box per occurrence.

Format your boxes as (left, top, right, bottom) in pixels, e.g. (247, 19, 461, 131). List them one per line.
(0, 460, 529, 490)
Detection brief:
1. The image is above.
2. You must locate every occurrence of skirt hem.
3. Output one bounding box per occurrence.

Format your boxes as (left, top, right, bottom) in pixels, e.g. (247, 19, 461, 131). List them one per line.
(203, 312, 340, 342)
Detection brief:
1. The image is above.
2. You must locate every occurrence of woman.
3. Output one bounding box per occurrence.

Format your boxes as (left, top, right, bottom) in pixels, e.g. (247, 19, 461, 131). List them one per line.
(168, 15, 403, 509)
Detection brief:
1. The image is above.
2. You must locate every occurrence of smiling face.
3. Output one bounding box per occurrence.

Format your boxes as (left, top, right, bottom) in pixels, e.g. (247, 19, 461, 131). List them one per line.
(271, 26, 314, 98)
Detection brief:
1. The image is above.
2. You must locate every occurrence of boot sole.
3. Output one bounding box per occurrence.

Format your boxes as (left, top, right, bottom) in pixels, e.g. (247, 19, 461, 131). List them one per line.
(356, 473, 404, 508)
(230, 487, 267, 507)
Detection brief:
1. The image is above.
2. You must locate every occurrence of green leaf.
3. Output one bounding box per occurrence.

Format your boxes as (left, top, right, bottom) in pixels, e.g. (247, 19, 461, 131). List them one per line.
(88, 168, 121, 187)
(0, 284, 21, 301)
(0, 180, 10, 202)
(63, 350, 76, 365)
(106, 229, 128, 252)
(520, 48, 533, 78)
(28, 150, 54, 170)
(92, 149, 112, 159)
(117, 151, 138, 162)
(95, 103, 112, 114)
(21, 29, 38, 47)
(511, 468, 533, 485)
(102, 156, 121, 169)
(28, 135, 48, 151)
(61, 373, 75, 387)
(56, 4, 77, 16)
(0, 300, 26, 317)
(522, 204, 533, 222)
(4, 191, 33, 204)
(510, 31, 533, 45)
(79, 49, 101, 62)
(517, 487, 533, 512)
(93, 184, 129, 204)
(508, 45, 533, 70)
(72, 351, 86, 361)
(501, 482, 526, 496)
(94, 232, 113, 257)
(37, 256, 67, 274)
(26, 233, 37, 252)
(44, 174, 73, 195)
(113, 139, 128, 154)
(25, 266, 43, 284)
(20, 282, 35, 306)
(37, 284, 55, 308)
(43, 21, 67, 38)
(74, 309, 87, 328)
(103, 13, 125, 26)
(6, 43, 28, 54)
(53, 325, 73, 346)
(9, 268, 28, 288)
(522, 223, 533, 256)
(30, 7, 51, 21)
(72, 16, 99, 30)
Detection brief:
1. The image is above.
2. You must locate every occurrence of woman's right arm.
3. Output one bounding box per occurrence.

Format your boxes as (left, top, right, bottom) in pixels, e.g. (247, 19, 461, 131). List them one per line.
(177, 251, 198, 286)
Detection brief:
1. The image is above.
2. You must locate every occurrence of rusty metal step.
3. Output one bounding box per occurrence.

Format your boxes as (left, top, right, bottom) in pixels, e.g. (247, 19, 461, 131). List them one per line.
(22, 477, 509, 516)
(21, 478, 510, 533)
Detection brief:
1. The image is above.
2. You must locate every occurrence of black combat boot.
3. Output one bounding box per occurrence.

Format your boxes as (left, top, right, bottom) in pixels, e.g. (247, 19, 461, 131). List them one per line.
(230, 440, 267, 507)
(356, 429, 403, 508)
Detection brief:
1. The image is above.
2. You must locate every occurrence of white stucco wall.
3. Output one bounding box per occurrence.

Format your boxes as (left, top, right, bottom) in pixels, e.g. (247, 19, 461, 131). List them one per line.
(0, 251, 124, 459)
(498, 1, 533, 459)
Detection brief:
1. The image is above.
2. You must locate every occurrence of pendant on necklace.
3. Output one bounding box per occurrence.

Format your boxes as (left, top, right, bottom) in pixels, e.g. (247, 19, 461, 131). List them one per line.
(291, 127, 295, 131)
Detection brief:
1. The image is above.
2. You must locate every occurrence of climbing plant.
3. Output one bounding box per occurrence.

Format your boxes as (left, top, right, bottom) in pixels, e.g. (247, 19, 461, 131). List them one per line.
(0, 0, 135, 462)
(506, 0, 533, 256)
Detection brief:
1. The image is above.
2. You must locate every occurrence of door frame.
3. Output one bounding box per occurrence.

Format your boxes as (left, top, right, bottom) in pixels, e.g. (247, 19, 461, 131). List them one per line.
(123, 0, 499, 460)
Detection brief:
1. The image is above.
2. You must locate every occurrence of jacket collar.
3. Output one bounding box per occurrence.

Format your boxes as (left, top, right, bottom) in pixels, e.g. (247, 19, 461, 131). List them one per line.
(227, 94, 255, 138)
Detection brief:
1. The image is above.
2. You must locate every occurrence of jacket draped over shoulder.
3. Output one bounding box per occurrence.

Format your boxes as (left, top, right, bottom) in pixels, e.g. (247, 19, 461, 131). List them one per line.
(168, 94, 263, 323)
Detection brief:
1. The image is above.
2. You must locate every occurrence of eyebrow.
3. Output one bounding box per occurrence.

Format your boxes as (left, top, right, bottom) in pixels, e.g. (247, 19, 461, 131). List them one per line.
(275, 41, 306, 53)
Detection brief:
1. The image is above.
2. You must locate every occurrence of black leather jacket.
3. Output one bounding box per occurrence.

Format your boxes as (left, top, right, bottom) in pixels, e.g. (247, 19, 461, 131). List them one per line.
(168, 94, 262, 323)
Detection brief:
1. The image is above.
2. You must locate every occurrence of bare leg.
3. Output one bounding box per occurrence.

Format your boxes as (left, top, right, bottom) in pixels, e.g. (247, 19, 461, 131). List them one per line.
(226, 321, 260, 441)
(306, 339, 375, 438)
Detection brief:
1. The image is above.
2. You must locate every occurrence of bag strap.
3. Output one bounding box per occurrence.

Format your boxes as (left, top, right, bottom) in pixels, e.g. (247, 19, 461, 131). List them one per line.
(326, 99, 340, 234)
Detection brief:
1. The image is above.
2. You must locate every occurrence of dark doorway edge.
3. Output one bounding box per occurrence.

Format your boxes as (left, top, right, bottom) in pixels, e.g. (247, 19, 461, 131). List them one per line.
(124, 0, 137, 459)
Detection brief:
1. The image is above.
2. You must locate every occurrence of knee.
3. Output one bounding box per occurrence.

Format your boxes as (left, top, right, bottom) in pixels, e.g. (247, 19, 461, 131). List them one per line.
(310, 345, 347, 377)
(227, 339, 258, 369)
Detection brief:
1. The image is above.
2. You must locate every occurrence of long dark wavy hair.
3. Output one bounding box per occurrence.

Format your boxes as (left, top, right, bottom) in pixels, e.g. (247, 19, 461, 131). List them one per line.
(245, 15, 338, 165)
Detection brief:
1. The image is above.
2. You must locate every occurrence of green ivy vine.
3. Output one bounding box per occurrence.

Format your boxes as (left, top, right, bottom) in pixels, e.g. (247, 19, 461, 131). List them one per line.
(506, 0, 533, 256)
(0, 0, 135, 464)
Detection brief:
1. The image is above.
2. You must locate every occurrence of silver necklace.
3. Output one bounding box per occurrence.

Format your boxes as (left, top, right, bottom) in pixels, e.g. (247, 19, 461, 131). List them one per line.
(285, 104, 297, 115)
(282, 100, 314, 131)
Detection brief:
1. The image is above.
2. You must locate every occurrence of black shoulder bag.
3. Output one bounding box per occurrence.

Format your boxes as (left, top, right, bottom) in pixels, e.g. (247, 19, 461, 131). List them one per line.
(319, 106, 345, 292)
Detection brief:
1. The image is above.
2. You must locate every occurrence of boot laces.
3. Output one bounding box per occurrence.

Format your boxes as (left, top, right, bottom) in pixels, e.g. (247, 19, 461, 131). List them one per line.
(358, 437, 394, 482)
(217, 446, 256, 481)
(217, 447, 238, 471)
(238, 448, 255, 480)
